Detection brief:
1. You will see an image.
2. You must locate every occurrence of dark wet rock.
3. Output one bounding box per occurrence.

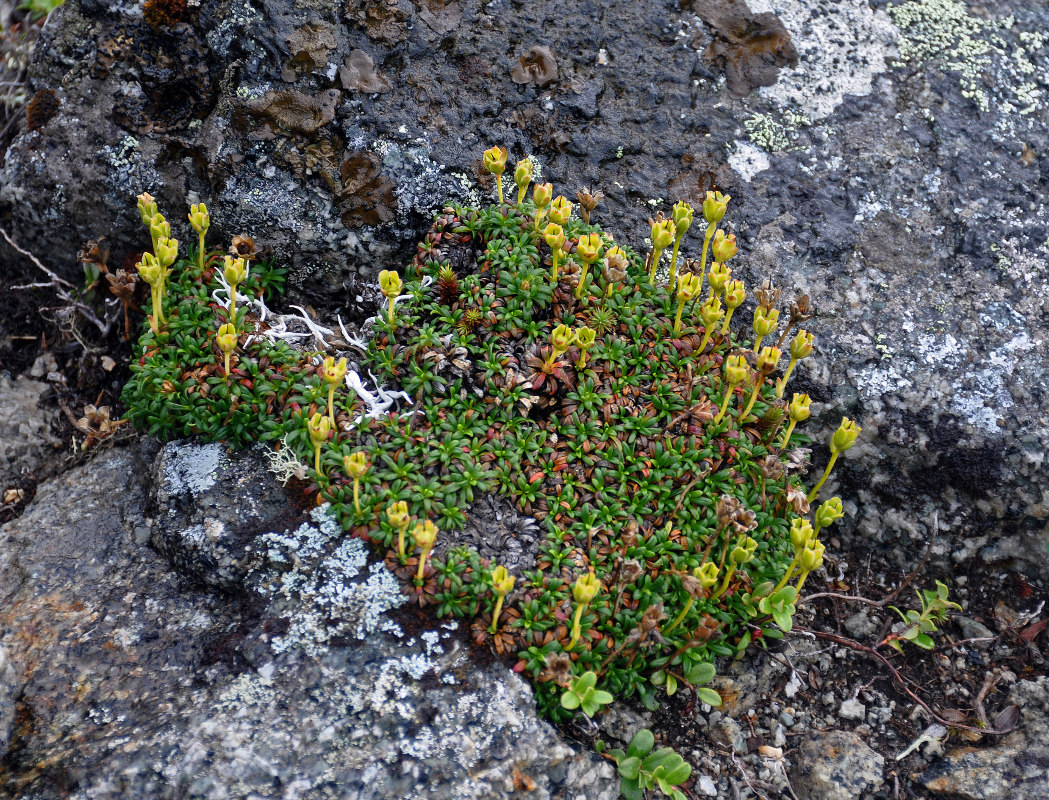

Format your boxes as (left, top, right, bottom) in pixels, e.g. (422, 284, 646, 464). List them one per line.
(790, 729, 885, 800)
(0, 440, 616, 798)
(917, 677, 1049, 800)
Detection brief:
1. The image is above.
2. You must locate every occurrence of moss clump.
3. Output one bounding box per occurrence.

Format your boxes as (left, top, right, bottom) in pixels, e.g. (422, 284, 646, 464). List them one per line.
(121, 169, 845, 722)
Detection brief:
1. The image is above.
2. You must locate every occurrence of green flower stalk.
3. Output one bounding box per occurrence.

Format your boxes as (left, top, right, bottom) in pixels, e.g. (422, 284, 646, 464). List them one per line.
(813, 497, 844, 538)
(808, 417, 861, 501)
(664, 562, 719, 634)
(148, 213, 170, 253)
(779, 392, 811, 448)
(483, 146, 508, 205)
(696, 294, 724, 352)
(673, 272, 702, 334)
(714, 354, 748, 424)
(216, 322, 238, 377)
(413, 520, 438, 584)
(488, 564, 516, 633)
(544, 223, 566, 283)
(776, 329, 814, 398)
(648, 217, 675, 284)
(668, 201, 693, 290)
(387, 501, 411, 562)
(379, 269, 403, 328)
(136, 253, 166, 333)
(710, 535, 757, 601)
(543, 324, 573, 370)
(773, 518, 814, 593)
(223, 255, 248, 321)
(343, 450, 368, 514)
(513, 158, 533, 206)
(532, 182, 553, 231)
(549, 195, 573, 226)
(188, 203, 210, 271)
(307, 411, 332, 475)
(320, 355, 348, 426)
(752, 306, 780, 353)
(739, 346, 781, 421)
(574, 326, 596, 369)
(697, 190, 730, 292)
(707, 261, 731, 299)
(721, 279, 746, 335)
(575, 233, 603, 299)
(567, 569, 601, 650)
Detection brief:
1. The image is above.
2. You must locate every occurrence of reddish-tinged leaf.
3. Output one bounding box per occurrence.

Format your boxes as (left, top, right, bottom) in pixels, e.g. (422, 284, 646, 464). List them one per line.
(1020, 619, 1046, 642)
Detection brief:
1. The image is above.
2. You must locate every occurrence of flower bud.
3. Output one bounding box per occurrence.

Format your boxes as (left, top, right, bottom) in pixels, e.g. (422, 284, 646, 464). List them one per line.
(543, 222, 566, 251)
(148, 213, 170, 244)
(830, 418, 861, 454)
(307, 412, 331, 447)
(137, 193, 158, 227)
(756, 346, 781, 373)
(379, 269, 403, 298)
(573, 570, 601, 604)
(574, 326, 596, 350)
(799, 540, 825, 572)
(387, 501, 410, 531)
(699, 295, 724, 328)
(707, 262, 731, 295)
(343, 450, 369, 479)
(724, 354, 749, 386)
(671, 200, 694, 237)
(790, 329, 815, 361)
(532, 182, 553, 209)
(702, 190, 730, 224)
(513, 158, 533, 191)
(815, 497, 844, 530)
(413, 520, 438, 553)
(216, 322, 238, 354)
(730, 536, 758, 565)
(549, 196, 573, 225)
(551, 323, 573, 355)
(789, 518, 813, 551)
(724, 279, 746, 310)
(712, 229, 738, 263)
(188, 202, 210, 234)
(321, 355, 348, 387)
(651, 219, 675, 250)
(696, 562, 720, 588)
(677, 272, 702, 302)
(154, 237, 179, 269)
(136, 252, 163, 286)
(576, 232, 602, 265)
(492, 564, 516, 597)
(482, 146, 507, 176)
(753, 306, 780, 338)
(223, 255, 248, 288)
(788, 393, 811, 422)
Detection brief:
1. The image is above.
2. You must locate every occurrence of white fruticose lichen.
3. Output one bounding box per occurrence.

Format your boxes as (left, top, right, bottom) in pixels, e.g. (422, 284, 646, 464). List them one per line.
(263, 437, 308, 486)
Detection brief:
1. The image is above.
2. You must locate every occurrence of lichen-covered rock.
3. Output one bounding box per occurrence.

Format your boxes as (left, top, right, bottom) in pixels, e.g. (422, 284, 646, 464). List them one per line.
(0, 441, 616, 799)
(0, 373, 63, 488)
(790, 729, 885, 800)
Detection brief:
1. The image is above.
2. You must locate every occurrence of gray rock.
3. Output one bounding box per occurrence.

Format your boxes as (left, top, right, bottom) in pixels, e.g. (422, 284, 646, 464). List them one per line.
(0, 642, 19, 757)
(696, 774, 718, 797)
(839, 698, 866, 721)
(712, 717, 748, 754)
(844, 609, 878, 639)
(0, 374, 63, 487)
(954, 616, 996, 648)
(791, 730, 885, 800)
(917, 677, 1049, 800)
(0, 441, 616, 799)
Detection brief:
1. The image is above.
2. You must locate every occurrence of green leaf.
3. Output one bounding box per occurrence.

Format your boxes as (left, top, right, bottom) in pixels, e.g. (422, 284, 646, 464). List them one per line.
(619, 778, 644, 800)
(697, 687, 722, 707)
(773, 608, 794, 632)
(663, 760, 692, 785)
(666, 674, 678, 696)
(628, 729, 655, 758)
(914, 633, 935, 649)
(560, 692, 581, 710)
(617, 756, 641, 781)
(684, 661, 716, 686)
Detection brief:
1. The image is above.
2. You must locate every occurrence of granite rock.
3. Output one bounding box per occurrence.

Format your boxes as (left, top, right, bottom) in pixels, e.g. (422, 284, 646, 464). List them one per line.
(790, 729, 885, 800)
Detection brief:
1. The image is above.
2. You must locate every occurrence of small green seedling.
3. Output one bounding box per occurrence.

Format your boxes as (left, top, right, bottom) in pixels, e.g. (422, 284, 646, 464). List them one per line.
(758, 585, 798, 633)
(604, 729, 692, 800)
(560, 671, 614, 717)
(883, 581, 961, 651)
